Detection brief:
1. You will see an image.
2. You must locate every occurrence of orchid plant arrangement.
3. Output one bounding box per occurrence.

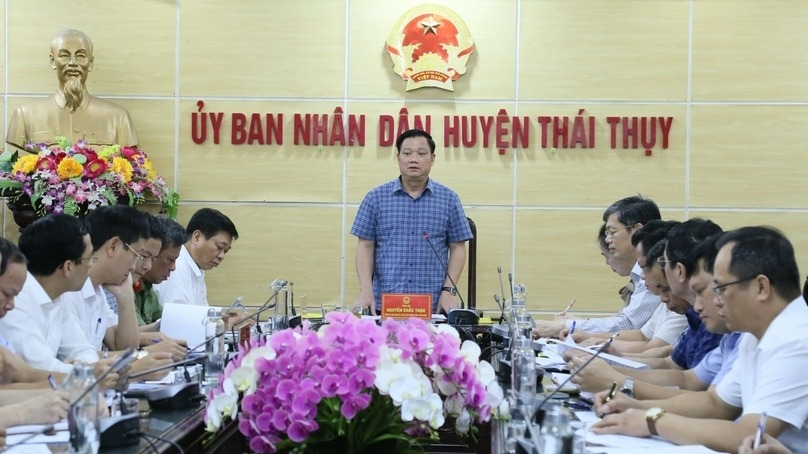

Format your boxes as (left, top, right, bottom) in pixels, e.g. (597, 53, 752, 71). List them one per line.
(205, 311, 504, 454)
(0, 137, 178, 218)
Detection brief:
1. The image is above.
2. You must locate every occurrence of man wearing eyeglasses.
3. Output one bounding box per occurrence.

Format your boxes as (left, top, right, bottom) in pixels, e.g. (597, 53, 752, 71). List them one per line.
(154, 208, 239, 308)
(533, 195, 662, 338)
(641, 219, 724, 371)
(59, 205, 151, 353)
(592, 226, 808, 453)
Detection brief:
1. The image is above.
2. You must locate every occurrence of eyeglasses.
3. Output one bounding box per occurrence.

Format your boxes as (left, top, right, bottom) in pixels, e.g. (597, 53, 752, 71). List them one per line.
(77, 255, 99, 266)
(712, 276, 757, 300)
(605, 226, 632, 238)
(123, 242, 144, 262)
(657, 257, 669, 269)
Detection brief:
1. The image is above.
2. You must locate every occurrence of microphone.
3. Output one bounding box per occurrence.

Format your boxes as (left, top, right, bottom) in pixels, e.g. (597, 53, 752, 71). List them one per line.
(126, 357, 202, 381)
(497, 266, 507, 307)
(187, 301, 279, 353)
(534, 332, 620, 417)
(66, 348, 136, 452)
(422, 231, 479, 325)
(508, 272, 514, 301)
(69, 347, 136, 407)
(289, 282, 296, 316)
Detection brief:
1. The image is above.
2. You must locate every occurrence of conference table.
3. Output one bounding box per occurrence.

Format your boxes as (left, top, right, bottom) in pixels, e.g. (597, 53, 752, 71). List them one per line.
(98, 397, 489, 454)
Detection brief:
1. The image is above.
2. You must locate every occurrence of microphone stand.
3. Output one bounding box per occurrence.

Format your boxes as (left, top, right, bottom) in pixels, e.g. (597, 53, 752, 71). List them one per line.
(188, 295, 283, 353)
(532, 333, 620, 420)
(422, 231, 479, 325)
(126, 357, 202, 381)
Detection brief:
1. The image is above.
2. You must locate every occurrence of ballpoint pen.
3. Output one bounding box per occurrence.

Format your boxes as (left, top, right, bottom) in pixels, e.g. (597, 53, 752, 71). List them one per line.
(569, 321, 577, 337)
(560, 299, 576, 317)
(753, 412, 767, 449)
(599, 381, 619, 417)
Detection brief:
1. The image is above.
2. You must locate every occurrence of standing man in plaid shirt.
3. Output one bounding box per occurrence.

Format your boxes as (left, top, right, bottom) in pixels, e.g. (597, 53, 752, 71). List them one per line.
(351, 129, 473, 316)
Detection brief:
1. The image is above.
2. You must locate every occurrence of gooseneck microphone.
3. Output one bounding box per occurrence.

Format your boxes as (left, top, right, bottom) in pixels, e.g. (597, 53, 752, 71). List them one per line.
(187, 297, 282, 353)
(422, 231, 479, 325)
(126, 357, 202, 381)
(422, 231, 466, 309)
(534, 332, 620, 417)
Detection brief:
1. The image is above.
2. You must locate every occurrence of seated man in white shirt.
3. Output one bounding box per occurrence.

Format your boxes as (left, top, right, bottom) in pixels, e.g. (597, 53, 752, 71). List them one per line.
(154, 208, 239, 306)
(593, 226, 808, 454)
(573, 220, 687, 357)
(534, 196, 663, 337)
(0, 215, 172, 380)
(569, 234, 742, 399)
(0, 215, 101, 373)
(0, 237, 71, 427)
(60, 205, 149, 352)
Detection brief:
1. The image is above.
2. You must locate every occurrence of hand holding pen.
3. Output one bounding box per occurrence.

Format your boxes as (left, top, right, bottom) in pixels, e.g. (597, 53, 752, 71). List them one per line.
(556, 299, 576, 319)
(598, 381, 619, 418)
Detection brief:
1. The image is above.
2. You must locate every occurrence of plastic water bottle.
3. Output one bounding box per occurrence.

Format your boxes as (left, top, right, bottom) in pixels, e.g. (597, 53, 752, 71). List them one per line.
(512, 284, 532, 338)
(511, 336, 537, 418)
(205, 307, 226, 377)
(65, 364, 100, 453)
(540, 405, 574, 454)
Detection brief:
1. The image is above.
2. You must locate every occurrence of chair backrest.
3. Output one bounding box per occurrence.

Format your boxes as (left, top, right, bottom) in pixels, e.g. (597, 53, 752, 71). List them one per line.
(466, 217, 477, 309)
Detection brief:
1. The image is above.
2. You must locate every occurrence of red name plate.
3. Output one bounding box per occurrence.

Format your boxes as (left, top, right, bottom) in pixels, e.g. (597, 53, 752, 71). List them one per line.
(381, 293, 432, 320)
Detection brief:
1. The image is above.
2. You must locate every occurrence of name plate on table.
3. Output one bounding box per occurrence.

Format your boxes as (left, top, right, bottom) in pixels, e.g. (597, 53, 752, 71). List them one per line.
(381, 294, 432, 320)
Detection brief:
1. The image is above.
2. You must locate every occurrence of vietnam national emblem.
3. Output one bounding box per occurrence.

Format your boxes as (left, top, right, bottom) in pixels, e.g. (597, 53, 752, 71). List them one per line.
(386, 5, 475, 92)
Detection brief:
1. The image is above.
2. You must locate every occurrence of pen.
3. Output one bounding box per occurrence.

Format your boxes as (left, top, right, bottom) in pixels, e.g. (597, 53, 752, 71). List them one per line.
(753, 412, 767, 449)
(95, 317, 102, 335)
(560, 299, 576, 316)
(47, 374, 57, 390)
(563, 400, 592, 411)
(599, 381, 619, 417)
(569, 321, 577, 337)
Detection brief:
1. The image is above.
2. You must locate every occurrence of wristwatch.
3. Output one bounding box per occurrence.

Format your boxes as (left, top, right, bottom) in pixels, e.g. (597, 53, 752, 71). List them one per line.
(441, 286, 457, 296)
(620, 376, 634, 398)
(135, 348, 149, 360)
(645, 407, 666, 436)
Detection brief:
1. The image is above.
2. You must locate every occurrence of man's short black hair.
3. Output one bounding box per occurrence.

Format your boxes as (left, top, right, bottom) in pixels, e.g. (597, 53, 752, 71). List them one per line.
(395, 129, 436, 154)
(646, 239, 668, 270)
(20, 214, 88, 276)
(602, 195, 661, 227)
(85, 205, 150, 252)
(186, 208, 239, 240)
(597, 223, 608, 250)
(0, 238, 26, 276)
(631, 219, 679, 250)
(715, 226, 801, 302)
(690, 234, 722, 275)
(665, 218, 723, 278)
(155, 216, 188, 251)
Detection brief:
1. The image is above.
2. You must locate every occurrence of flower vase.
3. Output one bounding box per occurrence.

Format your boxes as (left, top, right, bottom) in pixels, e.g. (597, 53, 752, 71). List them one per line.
(6, 192, 38, 232)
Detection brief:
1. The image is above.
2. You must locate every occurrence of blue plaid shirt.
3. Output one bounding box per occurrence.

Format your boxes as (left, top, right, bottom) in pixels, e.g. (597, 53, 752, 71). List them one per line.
(671, 307, 724, 369)
(351, 177, 473, 310)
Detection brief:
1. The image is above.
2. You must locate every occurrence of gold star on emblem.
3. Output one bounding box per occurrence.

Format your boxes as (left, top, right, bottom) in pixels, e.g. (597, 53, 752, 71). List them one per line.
(419, 16, 441, 35)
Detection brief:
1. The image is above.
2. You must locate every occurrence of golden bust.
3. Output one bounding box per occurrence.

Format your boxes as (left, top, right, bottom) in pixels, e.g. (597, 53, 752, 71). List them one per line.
(5, 29, 138, 150)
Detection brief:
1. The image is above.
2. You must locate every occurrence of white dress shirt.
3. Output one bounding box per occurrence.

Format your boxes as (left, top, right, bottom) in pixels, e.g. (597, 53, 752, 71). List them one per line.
(153, 245, 208, 306)
(568, 262, 661, 333)
(60, 278, 119, 350)
(716, 297, 808, 453)
(0, 272, 98, 373)
(639, 303, 688, 346)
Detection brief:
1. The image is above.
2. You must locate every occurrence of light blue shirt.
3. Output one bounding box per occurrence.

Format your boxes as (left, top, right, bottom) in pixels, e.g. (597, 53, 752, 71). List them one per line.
(693, 331, 742, 386)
